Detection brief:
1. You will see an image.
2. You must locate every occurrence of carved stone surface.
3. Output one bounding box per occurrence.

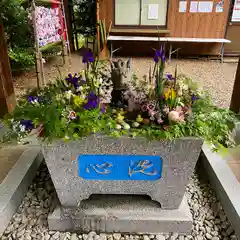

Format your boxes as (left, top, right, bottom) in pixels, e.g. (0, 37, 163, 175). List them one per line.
(48, 194, 193, 234)
(110, 59, 131, 106)
(42, 136, 203, 210)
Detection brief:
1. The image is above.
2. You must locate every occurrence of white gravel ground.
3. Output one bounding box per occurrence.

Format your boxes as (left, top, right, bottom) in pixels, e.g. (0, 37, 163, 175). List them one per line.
(1, 163, 237, 240)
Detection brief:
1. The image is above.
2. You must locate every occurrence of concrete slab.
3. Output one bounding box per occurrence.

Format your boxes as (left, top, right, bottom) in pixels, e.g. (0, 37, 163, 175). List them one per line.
(0, 146, 43, 236)
(48, 194, 192, 234)
(0, 145, 27, 183)
(201, 143, 240, 240)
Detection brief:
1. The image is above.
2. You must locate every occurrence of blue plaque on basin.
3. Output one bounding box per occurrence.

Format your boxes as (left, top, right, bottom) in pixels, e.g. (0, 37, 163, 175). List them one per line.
(78, 155, 162, 180)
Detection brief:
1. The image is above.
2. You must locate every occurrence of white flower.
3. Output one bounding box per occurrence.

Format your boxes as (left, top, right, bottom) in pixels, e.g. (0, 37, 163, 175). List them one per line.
(182, 84, 189, 91)
(76, 86, 83, 92)
(65, 90, 73, 100)
(20, 125, 26, 132)
(116, 124, 122, 130)
(99, 78, 103, 84)
(99, 89, 105, 96)
(123, 123, 131, 130)
(64, 135, 70, 140)
(42, 58, 46, 64)
(132, 122, 140, 128)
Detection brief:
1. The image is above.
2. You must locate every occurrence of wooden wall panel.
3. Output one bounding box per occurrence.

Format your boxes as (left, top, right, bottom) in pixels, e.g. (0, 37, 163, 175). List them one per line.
(99, 0, 113, 29)
(167, 0, 230, 38)
(225, 24, 240, 54)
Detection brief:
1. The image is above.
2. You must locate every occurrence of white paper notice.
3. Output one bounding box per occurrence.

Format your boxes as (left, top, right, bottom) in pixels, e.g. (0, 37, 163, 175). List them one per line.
(148, 4, 159, 19)
(232, 0, 240, 21)
(216, 4, 224, 12)
(198, 1, 213, 12)
(190, 1, 199, 12)
(179, 1, 187, 12)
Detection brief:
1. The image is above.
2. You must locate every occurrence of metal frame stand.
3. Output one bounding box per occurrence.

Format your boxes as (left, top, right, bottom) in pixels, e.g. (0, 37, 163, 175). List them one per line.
(220, 42, 225, 63)
(168, 43, 181, 63)
(110, 41, 122, 59)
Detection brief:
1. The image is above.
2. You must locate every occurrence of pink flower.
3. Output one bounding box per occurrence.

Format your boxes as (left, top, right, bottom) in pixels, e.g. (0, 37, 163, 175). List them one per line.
(157, 118, 164, 124)
(163, 105, 170, 114)
(168, 111, 185, 123)
(148, 109, 156, 118)
(69, 111, 77, 120)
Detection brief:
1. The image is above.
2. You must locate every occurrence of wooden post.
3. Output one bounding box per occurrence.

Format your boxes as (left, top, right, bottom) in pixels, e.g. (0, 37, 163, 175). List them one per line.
(0, 24, 16, 118)
(63, 0, 74, 52)
(230, 57, 240, 113)
(32, 0, 43, 88)
(96, 0, 101, 57)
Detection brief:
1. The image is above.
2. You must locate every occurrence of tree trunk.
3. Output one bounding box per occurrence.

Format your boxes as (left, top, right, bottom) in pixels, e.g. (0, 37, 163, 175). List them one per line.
(0, 24, 16, 118)
(230, 58, 240, 113)
(96, 0, 101, 57)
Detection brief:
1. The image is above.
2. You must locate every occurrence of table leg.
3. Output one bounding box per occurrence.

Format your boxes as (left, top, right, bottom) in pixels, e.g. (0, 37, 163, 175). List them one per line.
(220, 42, 224, 63)
(110, 41, 113, 59)
(169, 43, 172, 63)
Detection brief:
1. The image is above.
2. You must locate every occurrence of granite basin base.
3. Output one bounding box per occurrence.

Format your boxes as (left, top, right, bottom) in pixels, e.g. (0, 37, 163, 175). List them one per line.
(48, 194, 192, 234)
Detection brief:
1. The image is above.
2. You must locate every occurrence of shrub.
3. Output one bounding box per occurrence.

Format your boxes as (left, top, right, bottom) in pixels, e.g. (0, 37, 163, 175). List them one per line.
(0, 0, 34, 71)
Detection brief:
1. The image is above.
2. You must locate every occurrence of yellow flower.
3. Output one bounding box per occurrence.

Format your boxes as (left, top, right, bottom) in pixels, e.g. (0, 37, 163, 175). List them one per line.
(164, 88, 176, 100)
(73, 96, 87, 107)
(116, 114, 125, 123)
(136, 115, 143, 123)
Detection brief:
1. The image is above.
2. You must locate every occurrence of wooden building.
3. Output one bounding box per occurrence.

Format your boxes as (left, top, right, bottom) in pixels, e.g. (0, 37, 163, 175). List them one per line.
(98, 0, 240, 57)
(225, 0, 240, 55)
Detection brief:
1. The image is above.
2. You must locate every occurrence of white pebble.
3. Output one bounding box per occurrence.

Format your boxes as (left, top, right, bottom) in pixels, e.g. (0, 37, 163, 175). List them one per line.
(143, 235, 150, 240)
(170, 233, 178, 240)
(113, 234, 121, 240)
(71, 233, 79, 240)
(206, 233, 212, 240)
(156, 235, 166, 240)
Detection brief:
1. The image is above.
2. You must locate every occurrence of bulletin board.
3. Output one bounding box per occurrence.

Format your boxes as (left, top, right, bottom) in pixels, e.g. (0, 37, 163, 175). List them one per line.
(31, 0, 70, 88)
(232, 0, 240, 22)
(167, 0, 230, 38)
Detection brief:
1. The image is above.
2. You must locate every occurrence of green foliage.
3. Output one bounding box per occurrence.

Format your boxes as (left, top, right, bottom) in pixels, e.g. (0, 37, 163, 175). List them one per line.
(73, 0, 96, 37)
(3, 53, 238, 150)
(8, 48, 35, 71)
(0, 0, 34, 71)
(0, 0, 33, 48)
(126, 98, 237, 149)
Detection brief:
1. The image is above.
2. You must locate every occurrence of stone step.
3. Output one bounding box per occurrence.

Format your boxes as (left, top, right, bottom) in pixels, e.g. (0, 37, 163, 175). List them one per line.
(48, 194, 192, 234)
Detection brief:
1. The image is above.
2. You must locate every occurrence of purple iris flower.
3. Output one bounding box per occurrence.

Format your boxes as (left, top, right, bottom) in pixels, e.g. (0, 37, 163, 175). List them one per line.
(162, 54, 166, 63)
(166, 73, 175, 81)
(153, 46, 166, 63)
(65, 73, 79, 89)
(154, 50, 162, 63)
(84, 92, 100, 110)
(27, 96, 39, 104)
(82, 49, 94, 64)
(192, 95, 200, 101)
(100, 104, 107, 113)
(20, 120, 34, 131)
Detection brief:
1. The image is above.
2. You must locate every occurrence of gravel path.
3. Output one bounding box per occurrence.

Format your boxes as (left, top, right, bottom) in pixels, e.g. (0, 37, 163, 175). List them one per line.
(1, 163, 237, 240)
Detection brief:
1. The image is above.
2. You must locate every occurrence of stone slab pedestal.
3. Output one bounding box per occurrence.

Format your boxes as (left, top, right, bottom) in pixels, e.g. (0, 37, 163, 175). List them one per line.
(48, 194, 192, 234)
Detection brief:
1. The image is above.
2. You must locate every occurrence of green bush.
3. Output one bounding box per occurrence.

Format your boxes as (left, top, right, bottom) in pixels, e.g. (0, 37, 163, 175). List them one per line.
(73, 0, 96, 37)
(8, 48, 35, 72)
(0, 0, 34, 71)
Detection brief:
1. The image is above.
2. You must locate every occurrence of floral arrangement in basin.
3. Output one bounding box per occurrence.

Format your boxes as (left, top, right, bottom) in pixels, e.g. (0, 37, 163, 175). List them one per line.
(4, 47, 237, 149)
